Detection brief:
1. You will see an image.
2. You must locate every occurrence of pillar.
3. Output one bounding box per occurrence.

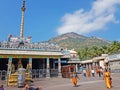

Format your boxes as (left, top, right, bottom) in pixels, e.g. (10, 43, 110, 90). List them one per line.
(46, 58, 50, 78)
(86, 63, 89, 69)
(29, 58, 32, 69)
(90, 63, 92, 70)
(53, 60, 55, 69)
(92, 62, 95, 69)
(7, 58, 12, 77)
(76, 64, 78, 72)
(29, 58, 32, 78)
(58, 58, 62, 77)
(6, 57, 12, 86)
(43, 59, 45, 69)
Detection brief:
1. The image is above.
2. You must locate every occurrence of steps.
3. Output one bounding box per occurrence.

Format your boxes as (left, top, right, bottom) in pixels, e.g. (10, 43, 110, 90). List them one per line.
(7, 73, 33, 86)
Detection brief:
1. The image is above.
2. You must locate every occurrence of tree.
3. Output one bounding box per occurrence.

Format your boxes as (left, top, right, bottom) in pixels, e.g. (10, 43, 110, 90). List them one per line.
(109, 41, 120, 53)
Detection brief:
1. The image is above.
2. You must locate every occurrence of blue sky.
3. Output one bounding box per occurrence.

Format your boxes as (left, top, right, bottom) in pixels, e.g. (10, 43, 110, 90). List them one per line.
(0, 0, 120, 42)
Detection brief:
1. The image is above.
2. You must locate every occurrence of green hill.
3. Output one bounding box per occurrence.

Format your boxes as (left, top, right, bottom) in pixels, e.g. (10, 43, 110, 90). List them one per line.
(47, 32, 111, 51)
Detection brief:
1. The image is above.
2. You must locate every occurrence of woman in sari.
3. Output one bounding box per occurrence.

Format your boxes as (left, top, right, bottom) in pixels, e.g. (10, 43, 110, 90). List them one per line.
(104, 69, 112, 89)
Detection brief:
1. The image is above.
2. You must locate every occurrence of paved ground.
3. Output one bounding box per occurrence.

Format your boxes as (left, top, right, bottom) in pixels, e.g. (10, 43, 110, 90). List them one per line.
(1, 73, 120, 90)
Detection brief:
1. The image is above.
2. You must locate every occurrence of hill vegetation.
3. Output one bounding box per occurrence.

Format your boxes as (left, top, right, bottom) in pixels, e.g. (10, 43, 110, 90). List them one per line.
(48, 32, 110, 51)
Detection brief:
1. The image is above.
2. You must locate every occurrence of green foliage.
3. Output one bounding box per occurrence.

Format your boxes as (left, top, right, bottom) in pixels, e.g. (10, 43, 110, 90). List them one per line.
(77, 41, 120, 60)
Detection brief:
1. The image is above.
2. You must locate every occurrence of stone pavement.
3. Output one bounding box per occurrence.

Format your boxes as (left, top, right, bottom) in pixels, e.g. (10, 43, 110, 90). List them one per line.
(1, 73, 120, 90)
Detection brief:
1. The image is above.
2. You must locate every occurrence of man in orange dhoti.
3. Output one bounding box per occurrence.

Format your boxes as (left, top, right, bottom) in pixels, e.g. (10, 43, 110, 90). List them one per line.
(104, 70, 112, 89)
(71, 73, 78, 87)
(71, 76, 78, 87)
(95, 68, 99, 75)
(87, 69, 91, 77)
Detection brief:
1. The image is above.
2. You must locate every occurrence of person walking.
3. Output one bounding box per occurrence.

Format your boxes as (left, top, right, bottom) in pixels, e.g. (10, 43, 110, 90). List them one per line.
(104, 69, 112, 89)
(71, 72, 79, 87)
(91, 69, 95, 77)
(98, 67, 101, 77)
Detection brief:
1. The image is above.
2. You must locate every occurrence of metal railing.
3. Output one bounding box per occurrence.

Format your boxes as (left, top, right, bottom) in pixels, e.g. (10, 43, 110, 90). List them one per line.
(0, 70, 7, 80)
(0, 69, 59, 81)
(32, 69, 46, 78)
(50, 69, 58, 77)
(31, 69, 58, 79)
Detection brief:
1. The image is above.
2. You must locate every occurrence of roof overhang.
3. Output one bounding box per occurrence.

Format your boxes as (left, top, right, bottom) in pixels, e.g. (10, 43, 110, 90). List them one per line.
(0, 49, 63, 56)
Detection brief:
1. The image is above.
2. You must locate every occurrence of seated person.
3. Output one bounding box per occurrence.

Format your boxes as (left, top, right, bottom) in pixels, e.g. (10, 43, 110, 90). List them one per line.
(23, 84, 42, 90)
(0, 85, 4, 90)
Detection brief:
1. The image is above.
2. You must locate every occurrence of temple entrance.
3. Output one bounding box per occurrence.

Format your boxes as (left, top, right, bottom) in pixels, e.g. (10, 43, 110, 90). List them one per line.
(50, 58, 58, 69)
(32, 58, 46, 69)
(0, 58, 8, 70)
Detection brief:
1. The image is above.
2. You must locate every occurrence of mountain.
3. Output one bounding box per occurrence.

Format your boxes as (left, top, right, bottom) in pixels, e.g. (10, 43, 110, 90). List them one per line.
(47, 32, 111, 51)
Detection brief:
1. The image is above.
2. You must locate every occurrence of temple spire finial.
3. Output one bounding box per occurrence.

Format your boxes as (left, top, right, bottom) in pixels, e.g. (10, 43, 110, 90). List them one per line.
(22, 0, 26, 11)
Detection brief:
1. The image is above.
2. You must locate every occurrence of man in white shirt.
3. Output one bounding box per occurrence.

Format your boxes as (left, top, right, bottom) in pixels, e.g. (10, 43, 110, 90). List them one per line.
(91, 69, 95, 77)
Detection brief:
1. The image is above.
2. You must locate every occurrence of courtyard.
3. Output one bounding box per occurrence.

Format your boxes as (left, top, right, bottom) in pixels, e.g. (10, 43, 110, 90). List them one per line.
(1, 73, 120, 90)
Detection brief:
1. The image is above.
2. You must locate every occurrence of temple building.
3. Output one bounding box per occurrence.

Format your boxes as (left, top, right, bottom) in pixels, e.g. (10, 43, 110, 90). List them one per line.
(0, 0, 69, 81)
(0, 1, 120, 86)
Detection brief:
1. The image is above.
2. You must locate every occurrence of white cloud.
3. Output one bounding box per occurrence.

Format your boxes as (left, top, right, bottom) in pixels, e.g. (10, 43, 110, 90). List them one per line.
(57, 0, 120, 35)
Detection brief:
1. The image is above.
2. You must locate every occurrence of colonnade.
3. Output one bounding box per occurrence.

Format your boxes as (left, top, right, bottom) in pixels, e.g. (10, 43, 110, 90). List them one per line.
(7, 57, 62, 78)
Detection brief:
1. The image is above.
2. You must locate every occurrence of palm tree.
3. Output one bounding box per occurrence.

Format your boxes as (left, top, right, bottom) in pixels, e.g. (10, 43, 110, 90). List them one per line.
(109, 41, 120, 53)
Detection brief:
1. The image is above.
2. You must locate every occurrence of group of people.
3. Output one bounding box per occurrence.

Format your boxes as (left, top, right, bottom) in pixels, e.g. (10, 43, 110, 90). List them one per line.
(71, 67, 112, 89)
(83, 67, 103, 77)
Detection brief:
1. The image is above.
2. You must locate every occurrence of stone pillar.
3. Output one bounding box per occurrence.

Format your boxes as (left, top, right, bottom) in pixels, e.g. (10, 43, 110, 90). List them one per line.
(7, 58, 12, 76)
(88, 63, 90, 69)
(53, 60, 55, 69)
(29, 58, 32, 69)
(46, 58, 50, 78)
(76, 64, 78, 72)
(29, 58, 32, 78)
(86, 63, 88, 70)
(58, 58, 62, 77)
(7, 58, 12, 86)
(43, 59, 45, 69)
(92, 62, 95, 69)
